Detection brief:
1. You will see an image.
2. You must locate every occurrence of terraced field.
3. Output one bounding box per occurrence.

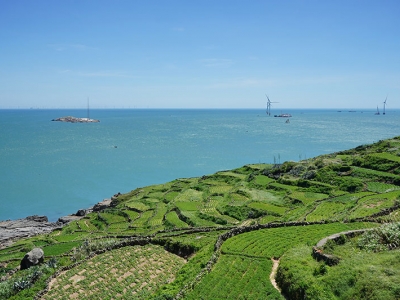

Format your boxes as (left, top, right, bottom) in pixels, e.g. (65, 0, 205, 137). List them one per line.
(1, 137, 400, 299)
(43, 245, 186, 299)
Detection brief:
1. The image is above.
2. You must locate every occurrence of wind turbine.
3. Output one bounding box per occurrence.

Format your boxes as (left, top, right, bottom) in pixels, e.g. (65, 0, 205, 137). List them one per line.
(265, 94, 279, 116)
(383, 95, 387, 115)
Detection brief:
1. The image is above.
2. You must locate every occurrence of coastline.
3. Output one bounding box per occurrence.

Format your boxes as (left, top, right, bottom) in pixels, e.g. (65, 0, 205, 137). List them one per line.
(0, 198, 114, 249)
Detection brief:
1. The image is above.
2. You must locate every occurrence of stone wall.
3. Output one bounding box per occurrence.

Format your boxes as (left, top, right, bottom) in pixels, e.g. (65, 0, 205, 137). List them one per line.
(312, 229, 369, 266)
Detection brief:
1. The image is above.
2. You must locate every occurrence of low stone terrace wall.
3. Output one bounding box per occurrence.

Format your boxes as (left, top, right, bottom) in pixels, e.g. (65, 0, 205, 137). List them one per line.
(312, 229, 369, 266)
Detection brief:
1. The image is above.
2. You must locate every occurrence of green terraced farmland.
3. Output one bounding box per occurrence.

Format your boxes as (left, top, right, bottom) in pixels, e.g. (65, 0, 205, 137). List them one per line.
(2, 137, 400, 300)
(306, 201, 354, 221)
(254, 174, 276, 186)
(165, 211, 189, 228)
(222, 223, 376, 258)
(367, 181, 400, 193)
(185, 255, 282, 300)
(174, 189, 203, 202)
(248, 201, 287, 215)
(124, 201, 150, 211)
(289, 191, 329, 205)
(42, 245, 186, 300)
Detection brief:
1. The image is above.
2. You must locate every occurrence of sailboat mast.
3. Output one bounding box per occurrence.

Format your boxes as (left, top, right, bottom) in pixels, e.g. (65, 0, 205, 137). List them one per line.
(87, 97, 90, 119)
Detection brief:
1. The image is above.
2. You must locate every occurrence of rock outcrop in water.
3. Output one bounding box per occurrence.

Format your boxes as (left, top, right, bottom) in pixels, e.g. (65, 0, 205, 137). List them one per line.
(51, 116, 100, 123)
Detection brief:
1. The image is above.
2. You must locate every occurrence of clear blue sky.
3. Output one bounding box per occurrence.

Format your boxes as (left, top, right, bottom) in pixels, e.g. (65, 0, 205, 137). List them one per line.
(1, 0, 399, 109)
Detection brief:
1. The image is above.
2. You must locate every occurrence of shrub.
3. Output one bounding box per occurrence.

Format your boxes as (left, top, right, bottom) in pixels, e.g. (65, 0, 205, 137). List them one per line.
(358, 155, 399, 172)
(302, 170, 316, 180)
(0, 263, 55, 299)
(91, 218, 105, 230)
(197, 212, 227, 225)
(357, 222, 400, 252)
(13, 278, 31, 292)
(46, 257, 58, 269)
(0, 281, 13, 299)
(281, 161, 297, 173)
(338, 178, 364, 193)
(313, 263, 328, 276)
(323, 239, 337, 253)
(218, 205, 266, 221)
(336, 234, 347, 245)
(70, 239, 119, 261)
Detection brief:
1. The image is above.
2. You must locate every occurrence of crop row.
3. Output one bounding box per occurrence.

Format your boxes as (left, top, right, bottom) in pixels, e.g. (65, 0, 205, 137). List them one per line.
(165, 211, 189, 228)
(347, 190, 400, 219)
(221, 222, 376, 258)
(306, 201, 354, 222)
(180, 211, 216, 227)
(247, 202, 287, 215)
(353, 166, 400, 182)
(184, 254, 281, 300)
(367, 181, 400, 193)
(148, 203, 168, 227)
(289, 191, 329, 205)
(42, 244, 186, 300)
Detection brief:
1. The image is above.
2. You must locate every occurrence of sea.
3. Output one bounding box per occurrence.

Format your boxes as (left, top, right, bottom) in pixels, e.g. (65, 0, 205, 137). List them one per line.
(1, 108, 399, 222)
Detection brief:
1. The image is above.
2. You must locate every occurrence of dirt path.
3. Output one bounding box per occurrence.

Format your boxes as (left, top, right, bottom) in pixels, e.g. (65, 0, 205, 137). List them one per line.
(270, 258, 290, 299)
(270, 258, 281, 292)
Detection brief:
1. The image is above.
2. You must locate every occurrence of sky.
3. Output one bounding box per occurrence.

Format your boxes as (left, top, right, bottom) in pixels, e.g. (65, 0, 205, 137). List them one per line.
(1, 0, 399, 109)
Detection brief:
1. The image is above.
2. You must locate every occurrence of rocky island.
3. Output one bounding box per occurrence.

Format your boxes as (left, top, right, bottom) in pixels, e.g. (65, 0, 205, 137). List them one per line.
(51, 116, 100, 123)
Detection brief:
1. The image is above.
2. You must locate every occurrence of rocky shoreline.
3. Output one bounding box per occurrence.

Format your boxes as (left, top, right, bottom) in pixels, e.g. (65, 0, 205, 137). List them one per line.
(0, 198, 114, 249)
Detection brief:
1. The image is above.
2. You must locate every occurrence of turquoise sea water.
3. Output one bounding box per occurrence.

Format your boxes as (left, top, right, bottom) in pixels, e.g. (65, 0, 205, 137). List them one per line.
(1, 108, 399, 222)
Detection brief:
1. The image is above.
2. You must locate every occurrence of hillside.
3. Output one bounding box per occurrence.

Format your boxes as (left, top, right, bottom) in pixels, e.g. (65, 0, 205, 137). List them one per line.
(1, 137, 400, 299)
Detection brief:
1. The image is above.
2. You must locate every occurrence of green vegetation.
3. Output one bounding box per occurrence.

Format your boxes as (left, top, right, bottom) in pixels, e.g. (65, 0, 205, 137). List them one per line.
(277, 223, 400, 300)
(222, 223, 374, 259)
(1, 136, 400, 299)
(42, 245, 186, 299)
(357, 222, 400, 252)
(185, 255, 281, 300)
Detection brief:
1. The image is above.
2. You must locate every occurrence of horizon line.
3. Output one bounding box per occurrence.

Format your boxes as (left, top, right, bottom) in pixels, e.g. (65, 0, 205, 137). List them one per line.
(0, 107, 399, 111)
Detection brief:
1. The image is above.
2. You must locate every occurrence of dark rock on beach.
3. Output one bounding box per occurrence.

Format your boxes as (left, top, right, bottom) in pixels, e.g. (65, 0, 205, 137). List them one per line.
(75, 209, 87, 216)
(57, 215, 83, 224)
(57, 198, 113, 223)
(92, 198, 112, 212)
(26, 215, 48, 222)
(57, 208, 92, 224)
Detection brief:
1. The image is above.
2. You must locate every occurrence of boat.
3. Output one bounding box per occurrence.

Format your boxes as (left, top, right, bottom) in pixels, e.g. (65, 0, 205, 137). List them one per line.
(375, 106, 380, 115)
(274, 113, 292, 118)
